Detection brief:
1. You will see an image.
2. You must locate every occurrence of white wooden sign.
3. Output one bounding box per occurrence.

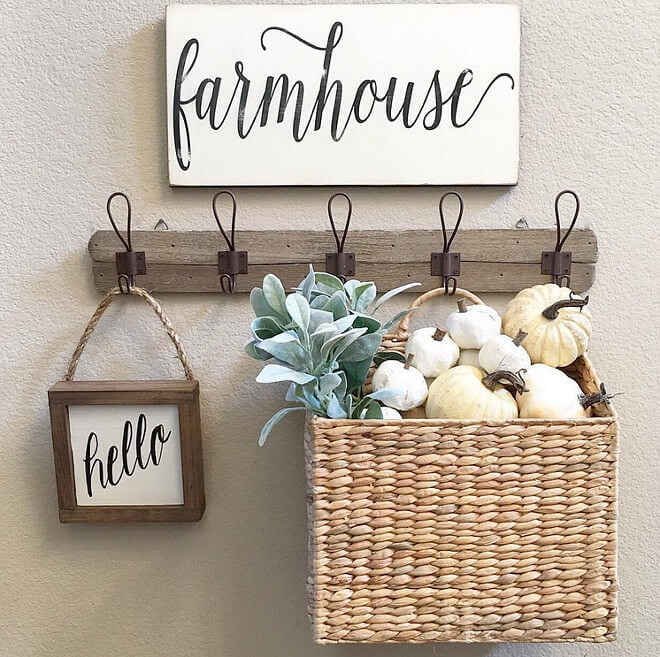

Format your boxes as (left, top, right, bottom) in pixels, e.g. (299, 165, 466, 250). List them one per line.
(68, 405, 184, 506)
(166, 4, 520, 186)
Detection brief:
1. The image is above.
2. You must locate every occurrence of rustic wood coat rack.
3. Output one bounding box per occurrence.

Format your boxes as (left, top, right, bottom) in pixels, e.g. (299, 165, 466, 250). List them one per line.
(88, 228, 597, 294)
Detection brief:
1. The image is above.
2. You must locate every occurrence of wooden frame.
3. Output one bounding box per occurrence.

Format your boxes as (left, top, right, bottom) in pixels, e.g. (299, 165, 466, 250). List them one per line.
(88, 229, 598, 295)
(48, 380, 205, 523)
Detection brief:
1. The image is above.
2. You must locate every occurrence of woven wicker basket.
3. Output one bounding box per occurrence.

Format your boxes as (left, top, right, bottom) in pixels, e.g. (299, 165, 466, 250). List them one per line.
(305, 288, 617, 644)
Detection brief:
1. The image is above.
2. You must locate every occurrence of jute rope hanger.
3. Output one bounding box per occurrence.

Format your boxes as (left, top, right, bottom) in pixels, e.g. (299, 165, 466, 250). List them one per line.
(64, 286, 194, 382)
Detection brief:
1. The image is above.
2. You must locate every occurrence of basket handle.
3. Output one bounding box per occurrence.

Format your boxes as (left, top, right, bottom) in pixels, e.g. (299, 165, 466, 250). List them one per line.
(64, 286, 195, 381)
(393, 287, 486, 340)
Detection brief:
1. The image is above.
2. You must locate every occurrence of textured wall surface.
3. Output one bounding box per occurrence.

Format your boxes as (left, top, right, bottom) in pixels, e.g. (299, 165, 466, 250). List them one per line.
(1, 1, 658, 656)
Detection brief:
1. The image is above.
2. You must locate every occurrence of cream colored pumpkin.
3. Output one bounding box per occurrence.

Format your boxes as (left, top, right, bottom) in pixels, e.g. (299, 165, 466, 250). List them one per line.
(502, 284, 591, 367)
(425, 366, 518, 420)
(447, 299, 501, 349)
(405, 327, 459, 377)
(372, 356, 428, 411)
(517, 364, 587, 419)
(478, 330, 531, 374)
(458, 349, 481, 368)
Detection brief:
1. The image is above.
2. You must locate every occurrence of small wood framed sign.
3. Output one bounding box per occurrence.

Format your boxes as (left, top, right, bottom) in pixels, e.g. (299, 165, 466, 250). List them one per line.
(49, 381, 204, 522)
(166, 3, 520, 186)
(48, 287, 205, 522)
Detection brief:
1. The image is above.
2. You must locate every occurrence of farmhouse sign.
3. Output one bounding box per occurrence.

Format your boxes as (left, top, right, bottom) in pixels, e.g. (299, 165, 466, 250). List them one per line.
(166, 4, 520, 186)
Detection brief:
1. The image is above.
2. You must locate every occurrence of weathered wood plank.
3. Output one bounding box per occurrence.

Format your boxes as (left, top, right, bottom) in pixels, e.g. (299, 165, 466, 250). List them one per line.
(89, 229, 598, 265)
(92, 261, 595, 294)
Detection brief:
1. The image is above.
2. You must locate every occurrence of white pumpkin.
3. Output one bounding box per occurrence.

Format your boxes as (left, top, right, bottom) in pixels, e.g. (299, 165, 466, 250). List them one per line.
(379, 406, 403, 420)
(478, 330, 531, 374)
(425, 365, 519, 420)
(517, 364, 588, 419)
(405, 327, 459, 377)
(371, 355, 428, 411)
(502, 284, 592, 367)
(458, 349, 481, 368)
(447, 299, 502, 349)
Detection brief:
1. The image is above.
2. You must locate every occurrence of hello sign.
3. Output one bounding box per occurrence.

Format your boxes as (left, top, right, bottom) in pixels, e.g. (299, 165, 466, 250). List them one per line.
(48, 287, 204, 523)
(166, 4, 520, 186)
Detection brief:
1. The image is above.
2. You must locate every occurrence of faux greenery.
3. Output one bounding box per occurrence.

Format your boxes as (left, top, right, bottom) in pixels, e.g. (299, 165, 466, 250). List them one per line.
(245, 266, 418, 444)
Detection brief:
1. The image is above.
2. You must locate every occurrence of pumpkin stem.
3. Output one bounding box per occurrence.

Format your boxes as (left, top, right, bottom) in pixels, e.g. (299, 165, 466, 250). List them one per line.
(404, 353, 415, 370)
(457, 299, 468, 313)
(579, 382, 620, 409)
(542, 294, 589, 319)
(432, 328, 447, 341)
(512, 330, 528, 347)
(483, 369, 528, 394)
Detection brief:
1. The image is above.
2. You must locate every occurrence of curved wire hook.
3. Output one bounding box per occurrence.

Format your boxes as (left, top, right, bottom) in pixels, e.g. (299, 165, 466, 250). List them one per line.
(554, 189, 580, 252)
(107, 192, 132, 252)
(213, 190, 238, 251)
(220, 274, 235, 294)
(327, 192, 352, 253)
(439, 191, 464, 253)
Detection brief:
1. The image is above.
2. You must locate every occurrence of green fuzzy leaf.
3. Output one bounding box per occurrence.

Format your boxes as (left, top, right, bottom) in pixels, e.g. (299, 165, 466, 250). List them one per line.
(381, 308, 417, 333)
(285, 294, 310, 332)
(339, 332, 382, 363)
(299, 265, 316, 301)
(308, 309, 334, 333)
(319, 372, 343, 395)
(251, 316, 287, 340)
(256, 332, 307, 368)
(262, 274, 288, 318)
(321, 327, 368, 361)
(362, 400, 384, 419)
(245, 339, 272, 361)
(326, 394, 348, 419)
(342, 357, 373, 392)
(372, 282, 421, 311)
(258, 407, 304, 446)
(323, 291, 350, 319)
(349, 281, 377, 313)
(353, 314, 382, 335)
(373, 350, 406, 366)
(250, 288, 277, 319)
(314, 272, 344, 294)
(256, 364, 315, 385)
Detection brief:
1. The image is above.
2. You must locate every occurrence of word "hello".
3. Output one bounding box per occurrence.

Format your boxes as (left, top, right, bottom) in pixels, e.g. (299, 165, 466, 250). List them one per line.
(83, 414, 171, 498)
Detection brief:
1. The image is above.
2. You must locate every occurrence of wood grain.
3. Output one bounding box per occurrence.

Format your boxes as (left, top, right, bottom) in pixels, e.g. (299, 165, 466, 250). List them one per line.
(88, 229, 598, 294)
(47, 380, 205, 523)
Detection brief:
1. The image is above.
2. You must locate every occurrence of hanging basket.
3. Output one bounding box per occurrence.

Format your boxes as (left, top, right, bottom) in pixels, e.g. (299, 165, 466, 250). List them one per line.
(305, 288, 617, 643)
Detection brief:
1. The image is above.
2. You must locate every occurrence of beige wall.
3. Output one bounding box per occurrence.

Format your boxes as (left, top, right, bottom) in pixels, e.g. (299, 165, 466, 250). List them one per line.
(1, 0, 658, 655)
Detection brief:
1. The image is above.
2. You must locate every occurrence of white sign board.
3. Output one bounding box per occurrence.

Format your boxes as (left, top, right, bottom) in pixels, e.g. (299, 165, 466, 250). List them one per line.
(166, 4, 520, 186)
(68, 405, 184, 506)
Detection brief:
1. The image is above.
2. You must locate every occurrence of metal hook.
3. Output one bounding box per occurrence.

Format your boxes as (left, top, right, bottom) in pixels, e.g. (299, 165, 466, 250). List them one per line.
(213, 190, 247, 294)
(439, 191, 464, 253)
(325, 193, 356, 281)
(154, 218, 169, 231)
(327, 192, 352, 253)
(431, 192, 463, 295)
(541, 189, 580, 287)
(220, 273, 236, 294)
(107, 192, 146, 293)
(213, 190, 237, 251)
(107, 192, 132, 252)
(554, 189, 580, 252)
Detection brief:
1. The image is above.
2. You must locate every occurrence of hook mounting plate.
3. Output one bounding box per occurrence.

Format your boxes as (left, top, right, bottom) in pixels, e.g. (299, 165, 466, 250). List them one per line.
(541, 251, 572, 277)
(218, 250, 248, 276)
(115, 251, 146, 276)
(431, 252, 460, 277)
(325, 252, 355, 278)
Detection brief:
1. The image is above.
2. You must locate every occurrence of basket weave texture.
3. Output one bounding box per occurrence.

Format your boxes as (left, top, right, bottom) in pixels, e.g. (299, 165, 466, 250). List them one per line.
(305, 288, 617, 643)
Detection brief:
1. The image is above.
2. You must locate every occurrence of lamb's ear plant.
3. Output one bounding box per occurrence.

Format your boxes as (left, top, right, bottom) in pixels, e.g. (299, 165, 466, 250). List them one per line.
(245, 266, 419, 445)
